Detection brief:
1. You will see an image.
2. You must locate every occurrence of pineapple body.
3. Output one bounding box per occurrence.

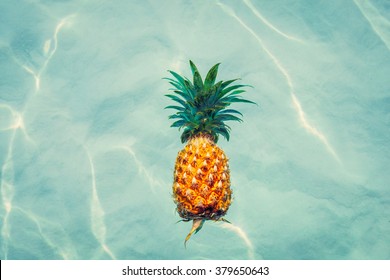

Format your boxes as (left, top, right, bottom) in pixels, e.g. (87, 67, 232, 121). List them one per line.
(165, 60, 255, 244)
(173, 135, 232, 221)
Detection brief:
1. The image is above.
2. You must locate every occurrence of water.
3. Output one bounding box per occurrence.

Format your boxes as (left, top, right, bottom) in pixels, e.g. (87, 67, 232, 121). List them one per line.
(0, 0, 389, 260)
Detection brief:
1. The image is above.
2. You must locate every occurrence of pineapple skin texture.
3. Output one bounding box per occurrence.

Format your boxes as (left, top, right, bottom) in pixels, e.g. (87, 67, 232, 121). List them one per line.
(173, 135, 232, 221)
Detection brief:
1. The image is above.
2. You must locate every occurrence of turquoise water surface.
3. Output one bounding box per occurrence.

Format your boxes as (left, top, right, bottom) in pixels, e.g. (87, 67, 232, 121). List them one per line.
(1, 0, 389, 259)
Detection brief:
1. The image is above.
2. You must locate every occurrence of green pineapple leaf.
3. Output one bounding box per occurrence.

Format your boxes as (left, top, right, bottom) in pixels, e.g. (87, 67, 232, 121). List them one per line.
(165, 94, 187, 106)
(214, 126, 230, 141)
(215, 113, 243, 123)
(170, 119, 187, 128)
(218, 109, 243, 116)
(204, 63, 220, 89)
(224, 96, 257, 105)
(168, 70, 186, 86)
(164, 105, 185, 111)
(189, 60, 203, 90)
(165, 61, 256, 143)
(220, 79, 240, 90)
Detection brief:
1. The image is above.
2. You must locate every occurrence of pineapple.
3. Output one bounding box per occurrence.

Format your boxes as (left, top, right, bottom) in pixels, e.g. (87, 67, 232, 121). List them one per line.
(165, 61, 255, 245)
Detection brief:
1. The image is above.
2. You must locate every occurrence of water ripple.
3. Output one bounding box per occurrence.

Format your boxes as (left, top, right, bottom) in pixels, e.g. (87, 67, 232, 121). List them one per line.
(220, 223, 256, 259)
(1, 14, 76, 259)
(121, 145, 163, 194)
(354, 0, 390, 52)
(11, 14, 76, 93)
(14, 207, 78, 259)
(218, 1, 341, 163)
(86, 149, 116, 260)
(0, 128, 17, 259)
(243, 0, 304, 43)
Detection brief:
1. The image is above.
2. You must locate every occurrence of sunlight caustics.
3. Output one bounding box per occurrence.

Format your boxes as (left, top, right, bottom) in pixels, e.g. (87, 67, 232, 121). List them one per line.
(13, 207, 78, 259)
(220, 223, 256, 259)
(1, 15, 75, 257)
(0, 180, 13, 260)
(17, 14, 76, 92)
(0, 130, 17, 259)
(0, 106, 34, 259)
(22, 65, 41, 92)
(0, 106, 33, 259)
(243, 0, 303, 43)
(1, 105, 34, 260)
(354, 0, 390, 51)
(86, 150, 116, 260)
(43, 15, 76, 70)
(0, 106, 26, 259)
(218, 2, 341, 163)
(0, 16, 73, 258)
(291, 94, 340, 162)
(0, 104, 34, 143)
(121, 145, 163, 194)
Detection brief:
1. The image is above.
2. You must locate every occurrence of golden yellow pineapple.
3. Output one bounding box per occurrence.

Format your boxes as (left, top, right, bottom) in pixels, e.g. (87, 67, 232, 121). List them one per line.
(165, 60, 255, 245)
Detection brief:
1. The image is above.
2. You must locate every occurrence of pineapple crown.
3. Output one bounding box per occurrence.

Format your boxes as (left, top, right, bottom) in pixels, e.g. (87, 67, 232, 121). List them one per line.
(165, 60, 256, 143)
